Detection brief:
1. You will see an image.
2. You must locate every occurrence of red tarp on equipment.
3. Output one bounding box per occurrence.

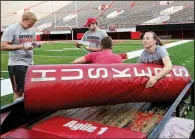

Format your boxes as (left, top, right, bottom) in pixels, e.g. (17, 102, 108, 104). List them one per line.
(24, 64, 190, 113)
(3, 128, 61, 138)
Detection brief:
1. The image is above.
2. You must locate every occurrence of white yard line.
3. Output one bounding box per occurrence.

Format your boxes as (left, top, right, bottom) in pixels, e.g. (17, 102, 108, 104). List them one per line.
(1, 40, 193, 97)
(1, 71, 8, 72)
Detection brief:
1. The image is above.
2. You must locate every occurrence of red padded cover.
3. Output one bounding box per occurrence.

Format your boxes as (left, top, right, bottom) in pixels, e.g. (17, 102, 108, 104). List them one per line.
(3, 128, 61, 138)
(32, 116, 146, 138)
(24, 64, 190, 113)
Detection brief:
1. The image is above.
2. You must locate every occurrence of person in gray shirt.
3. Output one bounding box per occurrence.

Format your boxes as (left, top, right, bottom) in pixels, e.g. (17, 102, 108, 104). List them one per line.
(137, 31, 173, 88)
(75, 18, 108, 52)
(1, 12, 38, 101)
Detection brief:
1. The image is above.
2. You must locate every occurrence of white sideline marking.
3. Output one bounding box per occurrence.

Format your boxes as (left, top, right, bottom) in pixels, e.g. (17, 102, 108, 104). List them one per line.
(1, 71, 8, 72)
(1, 40, 193, 97)
(62, 48, 79, 50)
(1, 79, 13, 97)
(48, 48, 79, 51)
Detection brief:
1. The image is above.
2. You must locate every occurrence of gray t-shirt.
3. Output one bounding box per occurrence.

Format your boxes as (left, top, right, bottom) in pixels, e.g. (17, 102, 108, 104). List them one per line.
(81, 29, 108, 48)
(137, 45, 169, 66)
(1, 22, 36, 66)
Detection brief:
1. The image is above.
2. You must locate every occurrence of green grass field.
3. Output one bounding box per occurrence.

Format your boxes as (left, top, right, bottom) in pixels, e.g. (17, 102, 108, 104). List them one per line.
(1, 40, 194, 119)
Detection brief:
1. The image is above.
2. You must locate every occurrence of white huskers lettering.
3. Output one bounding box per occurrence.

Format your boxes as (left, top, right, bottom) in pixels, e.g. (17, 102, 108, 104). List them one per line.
(30, 67, 189, 82)
(112, 68, 131, 77)
(88, 68, 108, 78)
(61, 69, 83, 80)
(31, 70, 56, 82)
(63, 120, 108, 134)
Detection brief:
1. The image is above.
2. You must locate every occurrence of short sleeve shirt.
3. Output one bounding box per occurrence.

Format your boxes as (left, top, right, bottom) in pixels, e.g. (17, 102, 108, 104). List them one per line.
(1, 22, 36, 66)
(81, 29, 108, 49)
(137, 45, 169, 66)
(84, 50, 122, 64)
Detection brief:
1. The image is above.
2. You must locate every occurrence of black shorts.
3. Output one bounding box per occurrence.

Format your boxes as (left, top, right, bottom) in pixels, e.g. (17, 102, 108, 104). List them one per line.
(8, 65, 29, 93)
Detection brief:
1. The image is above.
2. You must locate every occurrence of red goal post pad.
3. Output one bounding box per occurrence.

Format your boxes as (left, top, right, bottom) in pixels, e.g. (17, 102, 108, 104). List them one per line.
(32, 116, 146, 138)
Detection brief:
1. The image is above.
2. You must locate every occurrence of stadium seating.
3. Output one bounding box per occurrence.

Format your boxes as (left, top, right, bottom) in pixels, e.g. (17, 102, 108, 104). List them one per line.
(167, 5, 194, 23)
(33, 1, 194, 31)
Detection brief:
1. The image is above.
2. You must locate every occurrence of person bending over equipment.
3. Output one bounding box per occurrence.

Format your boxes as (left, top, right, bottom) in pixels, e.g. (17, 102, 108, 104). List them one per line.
(73, 36, 122, 64)
(137, 31, 173, 88)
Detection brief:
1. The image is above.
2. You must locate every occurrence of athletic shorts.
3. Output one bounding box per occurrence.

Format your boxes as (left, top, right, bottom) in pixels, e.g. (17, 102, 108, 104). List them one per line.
(8, 65, 29, 93)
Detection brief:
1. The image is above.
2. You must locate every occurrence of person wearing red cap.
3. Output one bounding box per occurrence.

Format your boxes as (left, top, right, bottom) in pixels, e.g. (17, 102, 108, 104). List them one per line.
(72, 36, 122, 64)
(75, 18, 108, 52)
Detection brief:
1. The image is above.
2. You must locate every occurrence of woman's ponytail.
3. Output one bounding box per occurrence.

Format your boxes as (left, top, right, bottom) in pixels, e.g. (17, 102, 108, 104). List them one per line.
(148, 31, 163, 46)
(156, 38, 163, 46)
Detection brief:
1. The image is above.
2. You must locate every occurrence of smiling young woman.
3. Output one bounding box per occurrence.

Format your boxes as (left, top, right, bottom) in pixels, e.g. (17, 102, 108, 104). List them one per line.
(137, 31, 173, 88)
